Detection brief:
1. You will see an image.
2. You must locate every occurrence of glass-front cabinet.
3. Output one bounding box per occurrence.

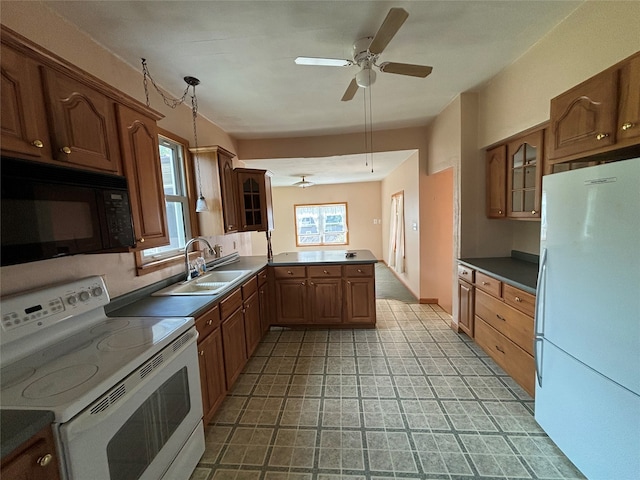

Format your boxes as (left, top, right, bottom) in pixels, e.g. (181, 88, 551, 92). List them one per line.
(506, 130, 544, 219)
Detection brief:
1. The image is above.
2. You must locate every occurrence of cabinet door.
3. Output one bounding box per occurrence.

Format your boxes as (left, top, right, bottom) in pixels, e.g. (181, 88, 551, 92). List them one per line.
(309, 277, 343, 324)
(0, 44, 50, 160)
(237, 170, 264, 231)
(485, 145, 506, 218)
(221, 307, 247, 389)
(618, 53, 640, 144)
(457, 279, 474, 337)
(344, 277, 376, 324)
(275, 278, 308, 324)
(116, 104, 169, 249)
(258, 280, 272, 335)
(198, 327, 226, 425)
(218, 152, 239, 233)
(243, 292, 262, 357)
(507, 129, 543, 219)
(549, 69, 617, 160)
(0, 425, 60, 480)
(41, 67, 122, 173)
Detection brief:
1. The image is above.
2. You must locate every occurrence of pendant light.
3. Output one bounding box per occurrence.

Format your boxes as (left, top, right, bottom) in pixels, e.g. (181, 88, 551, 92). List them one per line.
(141, 60, 208, 211)
(185, 76, 208, 212)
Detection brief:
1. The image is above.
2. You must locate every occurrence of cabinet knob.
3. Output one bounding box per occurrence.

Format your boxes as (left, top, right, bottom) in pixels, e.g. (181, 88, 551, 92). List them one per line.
(514, 296, 522, 303)
(495, 345, 505, 354)
(622, 122, 635, 131)
(32, 139, 44, 148)
(595, 133, 609, 141)
(206, 319, 213, 326)
(531, 210, 537, 215)
(498, 210, 503, 214)
(357, 269, 363, 273)
(60, 146, 72, 154)
(138, 237, 145, 243)
(482, 281, 489, 286)
(287, 270, 293, 275)
(228, 226, 234, 231)
(301, 281, 306, 286)
(323, 270, 329, 274)
(309, 281, 314, 286)
(199, 350, 204, 356)
(496, 314, 506, 321)
(37, 454, 53, 467)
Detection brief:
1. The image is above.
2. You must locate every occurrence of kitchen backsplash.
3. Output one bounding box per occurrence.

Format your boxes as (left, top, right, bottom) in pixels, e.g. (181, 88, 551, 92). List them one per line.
(0, 232, 254, 299)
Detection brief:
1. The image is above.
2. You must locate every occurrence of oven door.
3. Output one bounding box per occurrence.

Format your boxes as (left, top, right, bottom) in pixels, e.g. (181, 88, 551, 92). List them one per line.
(58, 329, 204, 480)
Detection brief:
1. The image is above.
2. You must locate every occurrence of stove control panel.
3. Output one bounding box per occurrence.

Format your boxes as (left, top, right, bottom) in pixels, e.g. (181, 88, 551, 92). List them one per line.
(0, 276, 110, 346)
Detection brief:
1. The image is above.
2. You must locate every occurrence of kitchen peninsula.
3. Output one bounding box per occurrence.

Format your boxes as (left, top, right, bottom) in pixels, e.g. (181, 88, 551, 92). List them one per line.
(270, 249, 377, 327)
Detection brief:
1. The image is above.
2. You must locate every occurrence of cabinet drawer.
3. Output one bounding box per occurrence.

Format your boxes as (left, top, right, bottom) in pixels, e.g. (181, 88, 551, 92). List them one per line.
(344, 264, 374, 277)
(503, 284, 535, 317)
(241, 276, 258, 300)
(220, 288, 242, 320)
(308, 265, 342, 278)
(257, 268, 268, 286)
(475, 272, 502, 298)
(457, 264, 475, 282)
(475, 289, 534, 355)
(195, 304, 220, 340)
(475, 317, 535, 397)
(272, 266, 306, 279)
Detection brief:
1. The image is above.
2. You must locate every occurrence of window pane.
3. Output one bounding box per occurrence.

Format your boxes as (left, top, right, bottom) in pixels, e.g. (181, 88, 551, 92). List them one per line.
(295, 203, 348, 246)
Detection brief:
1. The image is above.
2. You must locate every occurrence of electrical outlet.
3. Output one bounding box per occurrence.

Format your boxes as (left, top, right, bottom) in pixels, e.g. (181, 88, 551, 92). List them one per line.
(373, 219, 377, 224)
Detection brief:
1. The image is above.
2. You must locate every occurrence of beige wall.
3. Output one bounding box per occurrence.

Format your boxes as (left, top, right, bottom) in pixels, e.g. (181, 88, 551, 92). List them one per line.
(0, 2, 251, 298)
(251, 182, 383, 258)
(381, 152, 420, 297)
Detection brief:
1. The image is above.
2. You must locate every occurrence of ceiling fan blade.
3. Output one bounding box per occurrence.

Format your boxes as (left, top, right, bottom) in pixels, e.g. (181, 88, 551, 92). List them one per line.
(295, 57, 353, 67)
(341, 78, 359, 102)
(379, 62, 433, 78)
(368, 8, 409, 55)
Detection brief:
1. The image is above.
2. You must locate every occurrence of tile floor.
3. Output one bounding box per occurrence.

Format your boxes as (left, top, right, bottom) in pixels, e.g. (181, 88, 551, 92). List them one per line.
(190, 300, 585, 480)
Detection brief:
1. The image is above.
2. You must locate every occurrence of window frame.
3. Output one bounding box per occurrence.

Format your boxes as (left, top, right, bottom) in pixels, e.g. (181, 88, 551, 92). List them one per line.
(135, 129, 199, 275)
(294, 202, 349, 247)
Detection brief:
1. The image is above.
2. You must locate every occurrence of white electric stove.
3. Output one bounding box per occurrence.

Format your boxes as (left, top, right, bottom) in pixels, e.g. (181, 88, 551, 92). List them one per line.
(0, 276, 204, 480)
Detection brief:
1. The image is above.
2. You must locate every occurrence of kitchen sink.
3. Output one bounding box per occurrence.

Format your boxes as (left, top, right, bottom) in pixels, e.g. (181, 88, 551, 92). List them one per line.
(152, 270, 251, 296)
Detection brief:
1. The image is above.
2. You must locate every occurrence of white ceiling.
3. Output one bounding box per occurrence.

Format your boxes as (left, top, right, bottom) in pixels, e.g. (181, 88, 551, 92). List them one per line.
(43, 0, 581, 186)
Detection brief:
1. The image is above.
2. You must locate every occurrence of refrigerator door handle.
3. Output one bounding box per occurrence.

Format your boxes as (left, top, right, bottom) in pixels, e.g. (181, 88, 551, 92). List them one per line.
(535, 337, 543, 387)
(534, 247, 547, 338)
(534, 247, 547, 388)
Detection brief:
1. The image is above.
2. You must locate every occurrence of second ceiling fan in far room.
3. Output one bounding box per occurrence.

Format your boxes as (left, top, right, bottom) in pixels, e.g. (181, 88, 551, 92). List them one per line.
(295, 7, 433, 101)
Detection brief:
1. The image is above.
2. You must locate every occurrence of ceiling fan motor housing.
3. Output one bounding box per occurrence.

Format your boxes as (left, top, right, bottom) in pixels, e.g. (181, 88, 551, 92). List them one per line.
(353, 37, 377, 64)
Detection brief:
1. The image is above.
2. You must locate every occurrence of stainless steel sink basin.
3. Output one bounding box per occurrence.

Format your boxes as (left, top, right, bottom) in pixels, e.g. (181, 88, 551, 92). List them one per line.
(153, 270, 251, 296)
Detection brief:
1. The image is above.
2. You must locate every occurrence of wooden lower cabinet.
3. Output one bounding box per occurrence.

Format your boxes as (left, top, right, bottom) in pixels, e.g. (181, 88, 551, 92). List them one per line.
(258, 268, 272, 334)
(0, 424, 61, 480)
(472, 271, 536, 397)
(221, 306, 248, 390)
(457, 279, 474, 337)
(243, 292, 261, 357)
(195, 304, 226, 424)
(475, 317, 535, 396)
(272, 264, 376, 326)
(198, 327, 226, 425)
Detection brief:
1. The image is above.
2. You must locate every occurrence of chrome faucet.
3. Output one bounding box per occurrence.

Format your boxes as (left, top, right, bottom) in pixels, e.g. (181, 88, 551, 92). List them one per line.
(184, 237, 215, 281)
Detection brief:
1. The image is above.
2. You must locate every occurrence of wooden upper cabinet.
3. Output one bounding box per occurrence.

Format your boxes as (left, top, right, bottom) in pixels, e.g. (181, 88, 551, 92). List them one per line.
(485, 145, 506, 218)
(549, 51, 640, 163)
(506, 129, 544, 219)
(0, 43, 51, 161)
(218, 149, 240, 233)
(618, 53, 640, 144)
(116, 104, 169, 250)
(41, 67, 122, 174)
(235, 168, 275, 232)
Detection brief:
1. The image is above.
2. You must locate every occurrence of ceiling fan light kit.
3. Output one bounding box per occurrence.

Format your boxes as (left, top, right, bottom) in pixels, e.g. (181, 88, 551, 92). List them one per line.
(293, 176, 314, 188)
(294, 7, 432, 101)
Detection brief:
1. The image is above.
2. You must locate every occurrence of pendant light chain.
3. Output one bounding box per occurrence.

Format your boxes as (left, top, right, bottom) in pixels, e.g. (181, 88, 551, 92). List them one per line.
(191, 87, 204, 197)
(141, 58, 190, 109)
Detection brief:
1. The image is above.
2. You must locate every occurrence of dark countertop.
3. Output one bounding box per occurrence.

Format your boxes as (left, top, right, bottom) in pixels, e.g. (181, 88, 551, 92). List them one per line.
(108, 256, 269, 318)
(269, 249, 377, 266)
(1, 410, 54, 459)
(458, 255, 539, 294)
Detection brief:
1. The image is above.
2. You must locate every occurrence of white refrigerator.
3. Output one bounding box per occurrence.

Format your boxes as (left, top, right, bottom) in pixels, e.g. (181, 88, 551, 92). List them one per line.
(535, 158, 640, 479)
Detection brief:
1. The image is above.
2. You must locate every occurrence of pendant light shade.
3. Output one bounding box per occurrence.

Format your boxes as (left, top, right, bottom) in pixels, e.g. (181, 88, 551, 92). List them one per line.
(195, 194, 208, 212)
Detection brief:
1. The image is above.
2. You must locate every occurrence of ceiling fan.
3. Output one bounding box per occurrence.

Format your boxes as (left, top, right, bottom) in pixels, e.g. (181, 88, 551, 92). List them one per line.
(295, 7, 433, 101)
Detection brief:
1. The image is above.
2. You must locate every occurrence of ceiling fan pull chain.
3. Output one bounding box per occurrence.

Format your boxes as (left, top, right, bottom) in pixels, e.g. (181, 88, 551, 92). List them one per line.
(368, 85, 374, 173)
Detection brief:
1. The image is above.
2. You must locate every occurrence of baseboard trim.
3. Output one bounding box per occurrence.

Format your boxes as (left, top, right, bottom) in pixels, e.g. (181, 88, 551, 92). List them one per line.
(419, 298, 439, 304)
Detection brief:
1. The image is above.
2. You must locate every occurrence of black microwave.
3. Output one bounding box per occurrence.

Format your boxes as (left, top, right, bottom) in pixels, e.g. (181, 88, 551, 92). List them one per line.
(1, 157, 135, 266)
